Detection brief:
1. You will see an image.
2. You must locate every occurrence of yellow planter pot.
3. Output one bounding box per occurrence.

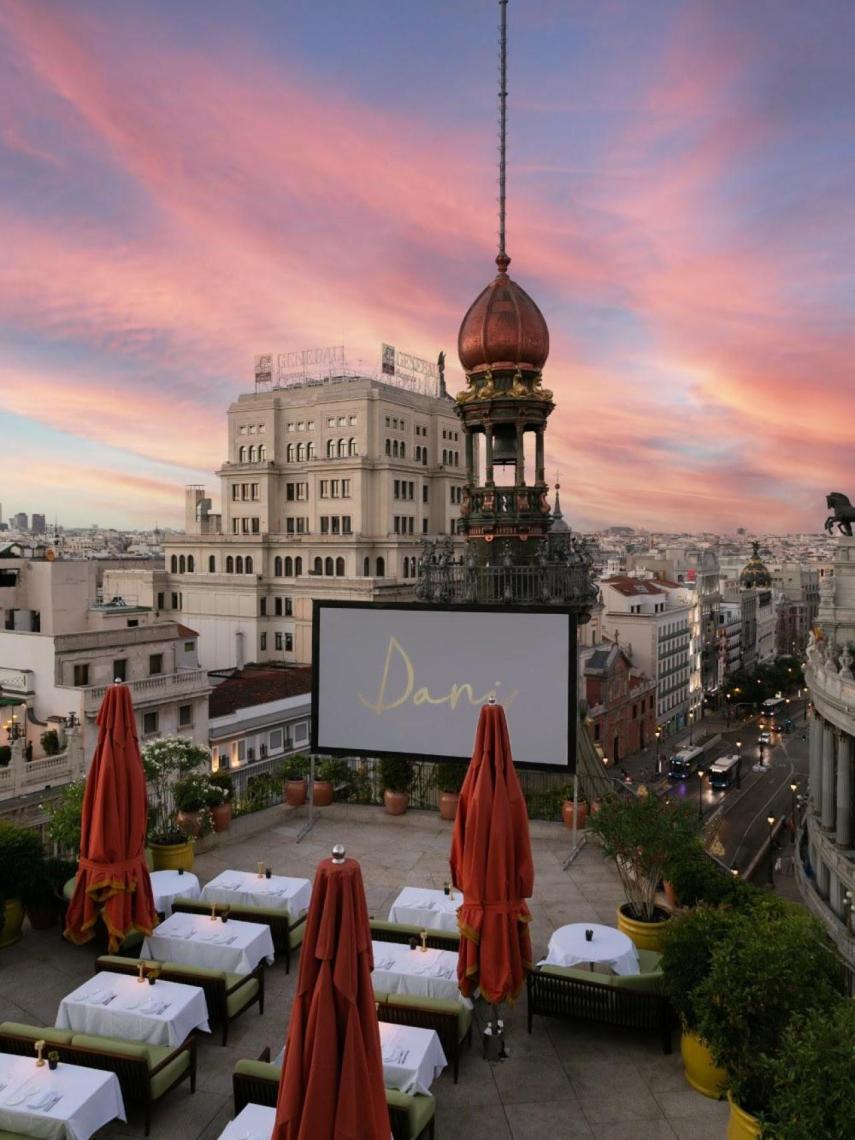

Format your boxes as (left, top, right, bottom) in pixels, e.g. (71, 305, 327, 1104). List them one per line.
(726, 1093, 762, 1140)
(150, 840, 194, 872)
(0, 899, 24, 948)
(616, 904, 671, 952)
(681, 1030, 728, 1099)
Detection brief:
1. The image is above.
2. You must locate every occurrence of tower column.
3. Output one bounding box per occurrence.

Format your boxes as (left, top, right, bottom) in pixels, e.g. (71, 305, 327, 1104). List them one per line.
(535, 427, 545, 484)
(836, 733, 852, 847)
(821, 723, 836, 829)
(515, 425, 525, 486)
(465, 431, 475, 484)
(484, 424, 494, 486)
(809, 714, 822, 813)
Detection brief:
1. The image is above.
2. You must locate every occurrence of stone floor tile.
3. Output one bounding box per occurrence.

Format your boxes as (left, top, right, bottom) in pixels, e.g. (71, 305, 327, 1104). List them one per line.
(654, 1088, 731, 1122)
(434, 1102, 512, 1140)
(490, 1055, 577, 1105)
(588, 1119, 678, 1140)
(505, 1100, 594, 1138)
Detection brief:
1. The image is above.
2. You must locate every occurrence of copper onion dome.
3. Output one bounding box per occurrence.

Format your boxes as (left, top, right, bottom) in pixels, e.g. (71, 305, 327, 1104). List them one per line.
(458, 252, 550, 375)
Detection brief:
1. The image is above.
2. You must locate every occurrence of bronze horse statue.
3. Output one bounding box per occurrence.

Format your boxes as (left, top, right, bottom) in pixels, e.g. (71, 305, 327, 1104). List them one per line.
(825, 492, 855, 537)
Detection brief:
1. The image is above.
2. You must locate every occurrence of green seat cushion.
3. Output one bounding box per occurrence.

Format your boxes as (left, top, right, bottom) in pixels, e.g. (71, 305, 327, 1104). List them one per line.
(116, 929, 144, 951)
(234, 1059, 281, 1081)
(149, 1050, 190, 1099)
(372, 919, 455, 941)
(540, 965, 606, 984)
(383, 992, 471, 1039)
(162, 962, 226, 982)
(0, 1023, 74, 1046)
(290, 918, 306, 948)
(97, 955, 152, 971)
(0, 1130, 34, 1138)
(636, 949, 663, 973)
(225, 972, 255, 991)
(609, 971, 663, 995)
(226, 977, 259, 1016)
(385, 1089, 435, 1137)
(71, 1033, 150, 1061)
(172, 897, 205, 910)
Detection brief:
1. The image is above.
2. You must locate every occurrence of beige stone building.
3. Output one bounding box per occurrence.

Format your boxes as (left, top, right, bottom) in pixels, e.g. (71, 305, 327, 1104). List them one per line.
(106, 374, 467, 670)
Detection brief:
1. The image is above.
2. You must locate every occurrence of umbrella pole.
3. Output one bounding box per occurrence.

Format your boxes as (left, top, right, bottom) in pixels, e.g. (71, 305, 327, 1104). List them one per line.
(296, 753, 318, 844)
(562, 772, 587, 870)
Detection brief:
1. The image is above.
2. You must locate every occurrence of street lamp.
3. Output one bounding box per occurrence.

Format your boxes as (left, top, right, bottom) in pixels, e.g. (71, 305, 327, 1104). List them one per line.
(697, 768, 706, 821)
(789, 781, 798, 834)
(688, 709, 694, 745)
(735, 739, 742, 788)
(725, 693, 731, 725)
(767, 815, 776, 884)
(655, 727, 663, 774)
(758, 738, 766, 768)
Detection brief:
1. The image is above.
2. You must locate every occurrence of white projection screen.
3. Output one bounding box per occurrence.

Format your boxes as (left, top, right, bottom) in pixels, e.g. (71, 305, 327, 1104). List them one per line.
(312, 602, 577, 771)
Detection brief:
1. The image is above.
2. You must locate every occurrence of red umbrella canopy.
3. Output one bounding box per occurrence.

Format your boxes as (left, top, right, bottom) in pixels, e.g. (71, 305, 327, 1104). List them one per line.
(274, 852, 389, 1140)
(450, 702, 534, 1005)
(64, 684, 157, 952)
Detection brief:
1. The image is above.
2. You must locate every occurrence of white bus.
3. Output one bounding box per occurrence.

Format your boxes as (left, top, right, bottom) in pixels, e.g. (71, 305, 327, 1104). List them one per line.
(709, 755, 741, 790)
(761, 697, 786, 716)
(668, 745, 704, 780)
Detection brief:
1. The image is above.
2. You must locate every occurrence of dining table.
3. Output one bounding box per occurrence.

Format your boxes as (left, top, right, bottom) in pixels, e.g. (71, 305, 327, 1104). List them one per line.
(538, 922, 640, 975)
(139, 911, 275, 975)
(200, 869, 311, 919)
(148, 869, 201, 917)
(217, 1101, 275, 1139)
(0, 1051, 126, 1140)
(387, 886, 460, 933)
(372, 939, 471, 1007)
(56, 970, 210, 1047)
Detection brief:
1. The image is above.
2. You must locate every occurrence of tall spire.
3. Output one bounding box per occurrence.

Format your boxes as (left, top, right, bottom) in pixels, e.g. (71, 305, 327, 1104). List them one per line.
(497, 0, 509, 272)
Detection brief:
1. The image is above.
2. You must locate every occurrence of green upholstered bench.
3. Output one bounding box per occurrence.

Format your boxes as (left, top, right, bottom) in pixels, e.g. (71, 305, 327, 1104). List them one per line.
(95, 955, 263, 1045)
(370, 919, 460, 953)
(0, 1022, 195, 1136)
(526, 949, 673, 1053)
(170, 896, 306, 973)
(232, 1057, 435, 1140)
(374, 990, 472, 1083)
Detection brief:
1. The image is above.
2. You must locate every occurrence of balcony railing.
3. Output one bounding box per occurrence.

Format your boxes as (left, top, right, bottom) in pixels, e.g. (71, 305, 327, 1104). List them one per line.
(86, 669, 207, 706)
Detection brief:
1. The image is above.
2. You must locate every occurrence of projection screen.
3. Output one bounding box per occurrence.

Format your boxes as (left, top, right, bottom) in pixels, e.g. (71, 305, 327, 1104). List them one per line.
(312, 602, 576, 771)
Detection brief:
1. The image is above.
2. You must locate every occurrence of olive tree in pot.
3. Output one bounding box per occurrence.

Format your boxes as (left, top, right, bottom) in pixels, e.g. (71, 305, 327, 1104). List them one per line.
(693, 903, 843, 1135)
(313, 758, 354, 807)
(207, 769, 233, 832)
(281, 754, 310, 807)
(587, 792, 701, 952)
(142, 736, 210, 869)
(434, 762, 466, 821)
(379, 757, 415, 815)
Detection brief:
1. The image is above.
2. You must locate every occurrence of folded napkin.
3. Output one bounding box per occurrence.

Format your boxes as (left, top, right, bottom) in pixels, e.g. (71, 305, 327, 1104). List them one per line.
(214, 934, 237, 945)
(26, 1091, 55, 1111)
(381, 1045, 404, 1064)
(374, 958, 396, 971)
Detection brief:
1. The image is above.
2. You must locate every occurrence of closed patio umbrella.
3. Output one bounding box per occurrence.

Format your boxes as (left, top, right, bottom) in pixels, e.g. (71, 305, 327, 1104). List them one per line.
(64, 683, 157, 951)
(450, 701, 534, 1018)
(274, 845, 388, 1140)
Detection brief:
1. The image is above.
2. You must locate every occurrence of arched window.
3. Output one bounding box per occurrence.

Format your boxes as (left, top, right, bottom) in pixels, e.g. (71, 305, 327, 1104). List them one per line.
(258, 445, 267, 460)
(284, 556, 293, 576)
(307, 441, 316, 459)
(208, 554, 216, 572)
(170, 555, 178, 573)
(226, 556, 234, 573)
(400, 443, 406, 459)
(274, 556, 282, 576)
(385, 439, 391, 456)
(187, 555, 194, 572)
(295, 556, 303, 576)
(422, 450, 427, 466)
(335, 557, 345, 577)
(324, 557, 334, 576)
(235, 556, 244, 574)
(286, 444, 295, 462)
(297, 442, 306, 462)
(245, 556, 253, 574)
(348, 438, 358, 456)
(363, 556, 370, 576)
(376, 557, 385, 577)
(238, 445, 247, 462)
(326, 439, 336, 458)
(248, 445, 256, 462)
(338, 438, 347, 458)
(392, 441, 399, 458)
(314, 556, 323, 575)
(415, 446, 421, 462)
(178, 555, 186, 573)
(442, 449, 447, 465)
(402, 557, 408, 579)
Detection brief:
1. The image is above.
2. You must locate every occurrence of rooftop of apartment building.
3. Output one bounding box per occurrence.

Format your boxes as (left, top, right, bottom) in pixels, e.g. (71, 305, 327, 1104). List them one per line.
(209, 664, 313, 717)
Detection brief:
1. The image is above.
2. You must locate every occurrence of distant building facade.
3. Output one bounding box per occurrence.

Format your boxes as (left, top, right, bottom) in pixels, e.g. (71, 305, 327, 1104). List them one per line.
(208, 664, 312, 772)
(582, 638, 656, 766)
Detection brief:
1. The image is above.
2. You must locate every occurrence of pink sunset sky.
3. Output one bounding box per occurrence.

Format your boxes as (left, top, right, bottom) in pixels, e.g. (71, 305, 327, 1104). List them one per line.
(1, 0, 854, 533)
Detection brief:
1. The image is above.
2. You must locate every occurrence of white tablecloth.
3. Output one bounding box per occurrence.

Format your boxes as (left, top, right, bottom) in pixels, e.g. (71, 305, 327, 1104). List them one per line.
(140, 912, 275, 975)
(56, 972, 209, 1047)
(387, 886, 460, 933)
(217, 1101, 275, 1139)
(201, 869, 311, 919)
(271, 1021, 446, 1096)
(539, 923, 640, 975)
(0, 1051, 125, 1140)
(372, 939, 471, 1007)
(149, 869, 200, 917)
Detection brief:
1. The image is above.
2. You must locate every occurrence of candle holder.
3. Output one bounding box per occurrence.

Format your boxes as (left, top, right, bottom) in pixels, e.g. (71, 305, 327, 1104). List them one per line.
(408, 936, 418, 951)
(210, 903, 218, 921)
(257, 862, 265, 879)
(443, 881, 450, 896)
(585, 928, 594, 942)
(265, 868, 272, 879)
(47, 1051, 59, 1071)
(222, 907, 230, 924)
(34, 1039, 46, 1067)
(178, 867, 184, 876)
(419, 928, 428, 953)
(137, 961, 147, 983)
(147, 968, 160, 986)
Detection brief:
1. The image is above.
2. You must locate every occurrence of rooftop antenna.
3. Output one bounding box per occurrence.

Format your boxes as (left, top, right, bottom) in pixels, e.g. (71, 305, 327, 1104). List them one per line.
(498, 0, 509, 267)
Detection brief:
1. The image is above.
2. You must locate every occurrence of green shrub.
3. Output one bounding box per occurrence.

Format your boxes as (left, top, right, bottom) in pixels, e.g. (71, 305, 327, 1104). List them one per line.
(434, 762, 467, 795)
(0, 823, 45, 902)
(40, 729, 61, 756)
(142, 736, 210, 843)
(661, 905, 743, 1033)
(45, 780, 86, 855)
(0, 745, 11, 767)
(664, 851, 752, 908)
(379, 756, 414, 794)
(280, 754, 309, 781)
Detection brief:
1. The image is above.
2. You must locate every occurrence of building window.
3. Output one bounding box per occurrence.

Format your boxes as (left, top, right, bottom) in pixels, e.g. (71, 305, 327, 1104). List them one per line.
(327, 439, 336, 458)
(287, 444, 295, 462)
(238, 445, 247, 462)
(269, 728, 283, 751)
(143, 711, 159, 737)
(325, 556, 334, 576)
(307, 441, 316, 459)
(320, 517, 329, 534)
(274, 556, 282, 576)
(157, 591, 165, 609)
(285, 597, 293, 616)
(149, 654, 163, 676)
(314, 557, 323, 574)
(208, 555, 216, 572)
(342, 479, 350, 497)
(297, 442, 306, 462)
(258, 445, 267, 460)
(251, 518, 260, 534)
(285, 633, 294, 651)
(73, 663, 89, 687)
(336, 557, 345, 576)
(178, 704, 193, 728)
(385, 439, 391, 456)
(226, 556, 234, 573)
(284, 556, 293, 576)
(348, 438, 358, 456)
(363, 556, 370, 576)
(236, 556, 244, 573)
(295, 557, 302, 576)
(376, 556, 385, 577)
(245, 556, 253, 573)
(184, 641, 194, 652)
(260, 597, 267, 616)
(337, 438, 346, 458)
(260, 632, 267, 651)
(320, 480, 329, 498)
(274, 597, 283, 616)
(275, 632, 283, 651)
(170, 555, 178, 572)
(342, 515, 352, 534)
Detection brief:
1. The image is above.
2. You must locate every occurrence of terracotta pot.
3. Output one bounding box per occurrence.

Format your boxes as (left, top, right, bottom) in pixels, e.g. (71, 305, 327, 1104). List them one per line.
(0, 899, 25, 948)
(726, 1093, 762, 1140)
(562, 801, 588, 829)
(663, 880, 679, 910)
(384, 789, 410, 816)
(150, 839, 194, 871)
(284, 778, 308, 807)
(25, 900, 58, 931)
(210, 802, 232, 832)
(616, 903, 671, 953)
(176, 809, 204, 838)
(312, 780, 334, 807)
(438, 791, 460, 821)
(681, 1030, 727, 1099)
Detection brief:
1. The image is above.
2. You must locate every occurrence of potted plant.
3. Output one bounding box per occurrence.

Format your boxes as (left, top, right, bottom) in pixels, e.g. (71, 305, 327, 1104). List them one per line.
(281, 754, 310, 807)
(587, 792, 701, 952)
(663, 849, 748, 912)
(379, 757, 415, 815)
(173, 773, 214, 837)
(45, 780, 86, 857)
(142, 736, 210, 869)
(559, 784, 588, 830)
(40, 729, 61, 756)
(313, 758, 353, 807)
(763, 998, 854, 1139)
(694, 904, 843, 1136)
(0, 823, 45, 947)
(435, 762, 466, 820)
(208, 769, 233, 831)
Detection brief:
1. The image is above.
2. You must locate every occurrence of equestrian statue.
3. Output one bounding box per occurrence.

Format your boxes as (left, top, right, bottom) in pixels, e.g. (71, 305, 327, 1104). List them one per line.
(825, 492, 855, 537)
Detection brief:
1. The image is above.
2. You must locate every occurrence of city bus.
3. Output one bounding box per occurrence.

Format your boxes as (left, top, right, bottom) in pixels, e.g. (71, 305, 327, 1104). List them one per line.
(761, 697, 786, 717)
(709, 755, 741, 790)
(668, 745, 704, 780)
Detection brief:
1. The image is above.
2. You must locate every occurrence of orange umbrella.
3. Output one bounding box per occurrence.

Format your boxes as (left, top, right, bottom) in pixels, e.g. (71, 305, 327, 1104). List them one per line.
(450, 701, 534, 1009)
(64, 683, 157, 952)
(274, 847, 388, 1140)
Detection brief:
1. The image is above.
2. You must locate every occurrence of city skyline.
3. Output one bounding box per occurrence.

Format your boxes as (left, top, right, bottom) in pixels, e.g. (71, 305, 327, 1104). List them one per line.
(2, 1, 854, 531)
